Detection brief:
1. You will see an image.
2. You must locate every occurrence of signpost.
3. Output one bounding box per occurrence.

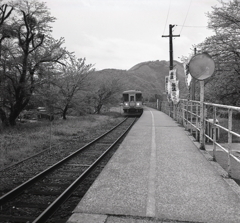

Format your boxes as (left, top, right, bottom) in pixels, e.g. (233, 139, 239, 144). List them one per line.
(188, 53, 215, 150)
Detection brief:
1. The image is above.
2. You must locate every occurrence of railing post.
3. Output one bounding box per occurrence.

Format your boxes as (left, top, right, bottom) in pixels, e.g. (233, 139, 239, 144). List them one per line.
(169, 102, 171, 117)
(176, 103, 178, 122)
(182, 101, 185, 126)
(173, 104, 176, 120)
(190, 101, 193, 135)
(186, 101, 189, 131)
(213, 106, 217, 161)
(196, 103, 199, 141)
(227, 108, 232, 177)
(206, 106, 209, 143)
(177, 102, 181, 123)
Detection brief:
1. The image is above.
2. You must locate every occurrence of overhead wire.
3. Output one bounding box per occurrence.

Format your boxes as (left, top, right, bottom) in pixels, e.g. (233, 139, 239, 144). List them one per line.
(178, 25, 207, 28)
(162, 0, 171, 35)
(179, 0, 193, 35)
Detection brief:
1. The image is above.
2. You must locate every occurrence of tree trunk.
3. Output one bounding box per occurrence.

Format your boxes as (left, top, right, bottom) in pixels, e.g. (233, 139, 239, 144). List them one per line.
(62, 104, 69, 120)
(0, 108, 9, 126)
(95, 104, 102, 114)
(8, 99, 29, 126)
(8, 109, 20, 126)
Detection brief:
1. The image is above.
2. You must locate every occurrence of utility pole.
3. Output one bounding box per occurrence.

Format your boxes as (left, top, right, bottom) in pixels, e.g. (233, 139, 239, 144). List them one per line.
(162, 24, 180, 70)
(191, 47, 197, 100)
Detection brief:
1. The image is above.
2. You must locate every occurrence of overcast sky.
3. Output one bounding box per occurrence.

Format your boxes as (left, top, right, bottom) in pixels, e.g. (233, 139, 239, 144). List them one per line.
(45, 0, 221, 70)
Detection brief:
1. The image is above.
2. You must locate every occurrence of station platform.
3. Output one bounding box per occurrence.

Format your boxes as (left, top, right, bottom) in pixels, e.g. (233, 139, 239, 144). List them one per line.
(67, 107, 240, 223)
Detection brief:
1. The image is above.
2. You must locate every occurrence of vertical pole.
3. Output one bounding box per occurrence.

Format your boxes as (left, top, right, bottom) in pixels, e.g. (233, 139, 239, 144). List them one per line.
(213, 106, 217, 161)
(169, 24, 174, 70)
(227, 108, 232, 177)
(168, 102, 171, 117)
(191, 48, 197, 100)
(177, 102, 180, 123)
(48, 68, 52, 151)
(182, 101, 185, 127)
(162, 24, 180, 70)
(196, 103, 199, 141)
(173, 104, 176, 120)
(190, 101, 193, 135)
(186, 100, 189, 131)
(199, 81, 205, 150)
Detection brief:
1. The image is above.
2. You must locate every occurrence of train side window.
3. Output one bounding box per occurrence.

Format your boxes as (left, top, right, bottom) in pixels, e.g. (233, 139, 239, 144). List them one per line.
(130, 96, 134, 101)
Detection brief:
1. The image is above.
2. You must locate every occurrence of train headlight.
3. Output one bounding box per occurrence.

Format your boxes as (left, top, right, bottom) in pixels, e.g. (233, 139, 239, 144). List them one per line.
(124, 102, 129, 106)
(136, 102, 140, 106)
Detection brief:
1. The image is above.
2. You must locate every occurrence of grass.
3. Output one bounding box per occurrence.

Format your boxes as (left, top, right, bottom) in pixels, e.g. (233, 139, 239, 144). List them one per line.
(217, 117, 240, 143)
(0, 113, 124, 169)
(204, 116, 240, 182)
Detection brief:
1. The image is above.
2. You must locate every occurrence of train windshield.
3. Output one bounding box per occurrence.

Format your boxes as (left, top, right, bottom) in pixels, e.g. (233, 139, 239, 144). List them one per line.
(123, 94, 129, 101)
(136, 93, 142, 101)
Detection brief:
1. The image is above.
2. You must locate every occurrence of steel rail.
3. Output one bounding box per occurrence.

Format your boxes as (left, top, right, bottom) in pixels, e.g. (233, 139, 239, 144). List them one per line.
(32, 117, 137, 223)
(0, 117, 128, 206)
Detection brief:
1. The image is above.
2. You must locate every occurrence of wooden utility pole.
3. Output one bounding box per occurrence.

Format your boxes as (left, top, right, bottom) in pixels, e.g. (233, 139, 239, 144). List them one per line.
(162, 24, 180, 70)
(191, 48, 197, 100)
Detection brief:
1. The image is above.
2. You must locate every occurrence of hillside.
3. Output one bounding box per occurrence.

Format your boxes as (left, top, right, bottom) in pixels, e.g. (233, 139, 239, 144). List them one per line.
(93, 60, 189, 101)
(127, 60, 188, 100)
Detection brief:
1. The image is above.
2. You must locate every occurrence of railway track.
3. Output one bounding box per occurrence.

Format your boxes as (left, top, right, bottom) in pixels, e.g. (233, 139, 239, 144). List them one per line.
(0, 117, 137, 223)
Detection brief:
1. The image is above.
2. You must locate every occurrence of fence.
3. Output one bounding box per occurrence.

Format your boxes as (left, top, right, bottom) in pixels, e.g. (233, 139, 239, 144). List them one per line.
(158, 99, 240, 177)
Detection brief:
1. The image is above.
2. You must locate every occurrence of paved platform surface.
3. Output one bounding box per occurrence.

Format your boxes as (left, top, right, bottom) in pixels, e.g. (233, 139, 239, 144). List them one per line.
(67, 107, 240, 223)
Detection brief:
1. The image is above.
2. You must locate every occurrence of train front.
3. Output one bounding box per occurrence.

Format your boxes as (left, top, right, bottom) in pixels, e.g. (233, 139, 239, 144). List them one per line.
(122, 90, 143, 116)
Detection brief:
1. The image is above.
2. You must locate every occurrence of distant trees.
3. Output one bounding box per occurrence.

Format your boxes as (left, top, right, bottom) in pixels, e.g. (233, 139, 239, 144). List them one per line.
(197, 0, 240, 105)
(87, 76, 123, 114)
(48, 57, 94, 119)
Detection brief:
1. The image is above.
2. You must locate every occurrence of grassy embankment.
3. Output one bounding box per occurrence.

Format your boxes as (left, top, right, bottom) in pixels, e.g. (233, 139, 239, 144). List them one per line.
(206, 117, 240, 182)
(0, 112, 123, 169)
(217, 117, 240, 143)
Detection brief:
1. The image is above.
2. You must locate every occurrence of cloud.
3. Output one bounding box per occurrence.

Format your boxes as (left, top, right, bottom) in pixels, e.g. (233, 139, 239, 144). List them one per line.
(71, 33, 164, 70)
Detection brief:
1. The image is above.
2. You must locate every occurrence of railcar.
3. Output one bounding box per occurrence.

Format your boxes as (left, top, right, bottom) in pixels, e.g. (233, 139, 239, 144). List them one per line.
(122, 90, 144, 116)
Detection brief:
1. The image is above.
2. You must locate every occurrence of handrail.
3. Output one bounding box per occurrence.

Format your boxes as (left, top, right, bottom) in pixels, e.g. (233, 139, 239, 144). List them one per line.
(159, 99, 240, 177)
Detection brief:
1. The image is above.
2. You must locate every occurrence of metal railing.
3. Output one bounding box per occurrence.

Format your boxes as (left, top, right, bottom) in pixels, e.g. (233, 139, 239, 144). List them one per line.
(160, 99, 240, 177)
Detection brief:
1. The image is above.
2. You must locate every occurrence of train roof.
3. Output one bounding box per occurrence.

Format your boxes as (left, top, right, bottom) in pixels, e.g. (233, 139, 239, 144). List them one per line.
(122, 90, 142, 94)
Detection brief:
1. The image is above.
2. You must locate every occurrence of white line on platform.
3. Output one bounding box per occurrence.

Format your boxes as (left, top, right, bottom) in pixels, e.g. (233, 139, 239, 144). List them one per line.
(146, 110, 156, 217)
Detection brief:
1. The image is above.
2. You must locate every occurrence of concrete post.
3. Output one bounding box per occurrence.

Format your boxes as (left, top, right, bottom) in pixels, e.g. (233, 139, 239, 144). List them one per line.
(199, 81, 205, 150)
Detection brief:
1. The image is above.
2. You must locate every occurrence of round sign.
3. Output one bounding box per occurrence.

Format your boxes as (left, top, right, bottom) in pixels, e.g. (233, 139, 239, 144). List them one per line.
(188, 52, 215, 80)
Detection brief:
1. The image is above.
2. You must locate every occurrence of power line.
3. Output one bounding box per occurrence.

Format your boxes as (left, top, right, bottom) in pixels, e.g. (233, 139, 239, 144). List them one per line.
(179, 0, 193, 35)
(162, 0, 171, 35)
(177, 25, 208, 28)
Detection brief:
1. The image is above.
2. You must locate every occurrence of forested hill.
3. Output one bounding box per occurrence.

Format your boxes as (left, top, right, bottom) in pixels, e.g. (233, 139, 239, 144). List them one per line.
(127, 60, 188, 99)
(94, 60, 189, 101)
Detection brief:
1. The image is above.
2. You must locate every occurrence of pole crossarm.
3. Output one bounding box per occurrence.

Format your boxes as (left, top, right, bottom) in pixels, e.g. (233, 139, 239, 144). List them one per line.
(162, 24, 180, 70)
(161, 35, 181, 37)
